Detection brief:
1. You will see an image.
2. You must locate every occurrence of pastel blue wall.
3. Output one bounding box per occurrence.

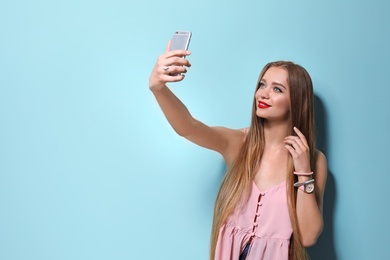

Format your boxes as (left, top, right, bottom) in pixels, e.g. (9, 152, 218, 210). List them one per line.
(1, 0, 389, 259)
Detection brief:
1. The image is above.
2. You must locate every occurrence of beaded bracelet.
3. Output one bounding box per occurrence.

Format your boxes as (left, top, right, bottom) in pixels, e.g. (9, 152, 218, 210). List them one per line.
(293, 171, 313, 176)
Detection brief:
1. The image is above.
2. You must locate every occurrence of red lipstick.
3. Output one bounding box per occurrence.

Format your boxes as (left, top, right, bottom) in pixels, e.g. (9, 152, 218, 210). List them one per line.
(258, 101, 271, 109)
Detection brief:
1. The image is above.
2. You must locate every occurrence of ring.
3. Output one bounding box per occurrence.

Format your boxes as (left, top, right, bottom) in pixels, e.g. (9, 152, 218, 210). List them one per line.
(163, 66, 169, 71)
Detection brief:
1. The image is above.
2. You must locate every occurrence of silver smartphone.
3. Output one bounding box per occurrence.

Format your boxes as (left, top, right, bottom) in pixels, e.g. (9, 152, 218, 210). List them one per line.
(169, 31, 192, 51)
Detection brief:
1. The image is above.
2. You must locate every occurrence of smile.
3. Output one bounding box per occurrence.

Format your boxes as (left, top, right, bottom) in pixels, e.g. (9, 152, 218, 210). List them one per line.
(258, 101, 271, 109)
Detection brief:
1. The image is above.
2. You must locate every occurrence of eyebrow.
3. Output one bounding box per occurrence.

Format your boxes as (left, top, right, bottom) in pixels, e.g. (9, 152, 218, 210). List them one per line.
(260, 79, 287, 90)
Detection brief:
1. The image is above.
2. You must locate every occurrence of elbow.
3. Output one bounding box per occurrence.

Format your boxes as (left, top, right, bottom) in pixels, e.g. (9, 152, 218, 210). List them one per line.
(174, 128, 188, 137)
(300, 223, 323, 247)
(301, 236, 319, 247)
(173, 118, 197, 137)
(174, 126, 193, 138)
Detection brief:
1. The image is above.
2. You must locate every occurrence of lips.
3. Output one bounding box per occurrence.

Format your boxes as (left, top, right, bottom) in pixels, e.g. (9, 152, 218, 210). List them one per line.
(258, 101, 271, 109)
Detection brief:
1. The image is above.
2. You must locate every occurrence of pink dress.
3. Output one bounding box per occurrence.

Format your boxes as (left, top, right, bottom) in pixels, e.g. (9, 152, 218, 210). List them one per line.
(215, 181, 293, 260)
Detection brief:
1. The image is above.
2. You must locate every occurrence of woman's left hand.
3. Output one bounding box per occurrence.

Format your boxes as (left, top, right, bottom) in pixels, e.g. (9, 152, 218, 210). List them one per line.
(284, 127, 311, 173)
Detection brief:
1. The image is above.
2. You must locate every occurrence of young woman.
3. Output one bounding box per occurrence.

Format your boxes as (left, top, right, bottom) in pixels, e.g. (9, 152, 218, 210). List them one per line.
(149, 41, 327, 260)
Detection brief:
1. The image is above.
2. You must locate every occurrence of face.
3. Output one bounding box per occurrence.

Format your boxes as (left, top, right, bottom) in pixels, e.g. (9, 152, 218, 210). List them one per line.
(255, 66, 291, 122)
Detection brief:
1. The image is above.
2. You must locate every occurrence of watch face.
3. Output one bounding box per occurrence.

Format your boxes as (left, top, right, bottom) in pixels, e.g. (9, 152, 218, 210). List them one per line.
(305, 183, 315, 193)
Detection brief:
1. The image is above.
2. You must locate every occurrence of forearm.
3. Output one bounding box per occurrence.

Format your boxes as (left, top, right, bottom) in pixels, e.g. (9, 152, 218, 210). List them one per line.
(295, 153, 327, 247)
(296, 188, 323, 247)
(151, 85, 196, 136)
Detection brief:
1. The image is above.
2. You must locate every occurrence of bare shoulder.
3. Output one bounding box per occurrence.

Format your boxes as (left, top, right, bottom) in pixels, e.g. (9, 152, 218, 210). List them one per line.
(181, 120, 248, 165)
(314, 150, 328, 210)
(215, 126, 247, 146)
(315, 150, 327, 173)
(214, 126, 247, 165)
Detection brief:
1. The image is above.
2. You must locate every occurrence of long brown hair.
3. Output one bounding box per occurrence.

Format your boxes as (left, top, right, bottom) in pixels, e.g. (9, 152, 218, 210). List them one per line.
(210, 61, 316, 260)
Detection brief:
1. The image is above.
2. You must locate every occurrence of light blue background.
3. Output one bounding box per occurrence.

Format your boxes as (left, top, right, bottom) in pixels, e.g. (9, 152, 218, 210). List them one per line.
(1, 0, 389, 259)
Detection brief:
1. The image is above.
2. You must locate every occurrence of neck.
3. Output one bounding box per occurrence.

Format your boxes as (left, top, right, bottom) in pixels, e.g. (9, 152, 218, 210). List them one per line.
(262, 120, 290, 149)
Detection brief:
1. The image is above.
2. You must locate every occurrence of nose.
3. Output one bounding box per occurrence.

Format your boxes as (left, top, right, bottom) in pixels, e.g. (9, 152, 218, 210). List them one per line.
(256, 87, 269, 100)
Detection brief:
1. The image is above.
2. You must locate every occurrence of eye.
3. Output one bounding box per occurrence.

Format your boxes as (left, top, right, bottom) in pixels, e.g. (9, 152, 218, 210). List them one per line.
(258, 82, 265, 89)
(273, 86, 282, 93)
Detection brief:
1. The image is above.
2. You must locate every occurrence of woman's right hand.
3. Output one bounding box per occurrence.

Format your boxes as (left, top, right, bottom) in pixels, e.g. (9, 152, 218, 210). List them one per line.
(149, 40, 191, 91)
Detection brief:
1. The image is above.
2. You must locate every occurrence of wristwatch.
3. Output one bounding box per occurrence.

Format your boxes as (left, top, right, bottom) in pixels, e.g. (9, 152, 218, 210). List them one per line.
(294, 179, 315, 194)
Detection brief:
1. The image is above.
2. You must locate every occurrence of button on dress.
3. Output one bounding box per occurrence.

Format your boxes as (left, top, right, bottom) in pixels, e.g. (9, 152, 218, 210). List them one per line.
(215, 181, 293, 260)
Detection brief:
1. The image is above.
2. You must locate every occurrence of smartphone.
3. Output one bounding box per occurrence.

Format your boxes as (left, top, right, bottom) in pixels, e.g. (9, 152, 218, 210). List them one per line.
(169, 31, 192, 51)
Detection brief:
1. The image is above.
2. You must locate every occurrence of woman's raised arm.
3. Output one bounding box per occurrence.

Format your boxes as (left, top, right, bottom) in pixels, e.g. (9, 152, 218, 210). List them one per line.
(149, 42, 244, 164)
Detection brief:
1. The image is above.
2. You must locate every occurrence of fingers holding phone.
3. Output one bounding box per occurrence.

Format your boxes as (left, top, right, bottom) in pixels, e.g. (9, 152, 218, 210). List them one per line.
(162, 50, 191, 75)
(165, 31, 192, 76)
(149, 46, 191, 90)
(149, 31, 192, 90)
